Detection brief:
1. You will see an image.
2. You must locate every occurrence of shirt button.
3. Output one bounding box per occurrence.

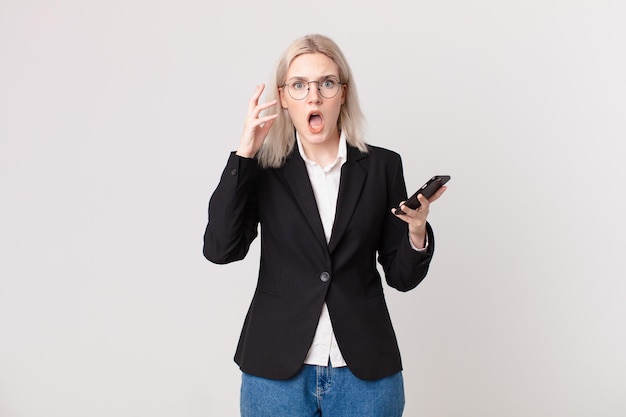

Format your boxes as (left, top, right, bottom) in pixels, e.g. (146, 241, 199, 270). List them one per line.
(320, 272, 330, 283)
(230, 168, 237, 176)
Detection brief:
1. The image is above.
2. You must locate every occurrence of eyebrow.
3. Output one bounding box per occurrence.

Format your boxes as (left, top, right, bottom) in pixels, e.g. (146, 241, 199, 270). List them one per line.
(286, 75, 340, 82)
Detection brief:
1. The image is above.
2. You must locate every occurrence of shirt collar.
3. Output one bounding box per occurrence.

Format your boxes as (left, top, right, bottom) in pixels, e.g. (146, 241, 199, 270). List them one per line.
(296, 131, 347, 169)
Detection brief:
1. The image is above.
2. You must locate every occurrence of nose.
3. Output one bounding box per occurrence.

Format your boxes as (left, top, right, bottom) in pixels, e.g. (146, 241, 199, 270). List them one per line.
(307, 81, 322, 102)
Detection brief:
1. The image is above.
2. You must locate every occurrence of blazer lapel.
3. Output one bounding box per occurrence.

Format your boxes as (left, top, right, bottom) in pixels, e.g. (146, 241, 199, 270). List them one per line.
(279, 148, 328, 248)
(328, 146, 368, 253)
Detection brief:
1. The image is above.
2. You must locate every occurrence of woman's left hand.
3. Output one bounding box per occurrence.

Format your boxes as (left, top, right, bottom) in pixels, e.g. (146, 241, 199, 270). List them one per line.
(391, 186, 447, 249)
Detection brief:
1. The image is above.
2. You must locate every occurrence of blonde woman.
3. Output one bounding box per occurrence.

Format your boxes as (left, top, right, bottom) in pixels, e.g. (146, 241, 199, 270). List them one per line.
(203, 34, 446, 417)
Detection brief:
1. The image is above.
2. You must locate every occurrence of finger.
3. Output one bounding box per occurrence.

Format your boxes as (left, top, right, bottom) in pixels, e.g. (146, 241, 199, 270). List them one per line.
(248, 84, 266, 113)
(255, 99, 278, 116)
(392, 201, 407, 216)
(260, 113, 279, 123)
(256, 114, 278, 132)
(248, 95, 277, 123)
(416, 193, 429, 209)
(251, 112, 278, 128)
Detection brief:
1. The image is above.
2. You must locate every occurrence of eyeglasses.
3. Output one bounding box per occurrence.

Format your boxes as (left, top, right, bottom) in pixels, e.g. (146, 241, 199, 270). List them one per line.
(281, 77, 346, 100)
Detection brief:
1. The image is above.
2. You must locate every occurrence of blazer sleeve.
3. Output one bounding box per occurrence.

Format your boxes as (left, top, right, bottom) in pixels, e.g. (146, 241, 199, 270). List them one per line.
(203, 152, 260, 264)
(377, 153, 435, 292)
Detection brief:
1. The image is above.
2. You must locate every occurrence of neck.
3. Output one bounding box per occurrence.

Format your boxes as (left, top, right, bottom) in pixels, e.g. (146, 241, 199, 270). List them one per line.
(299, 132, 341, 167)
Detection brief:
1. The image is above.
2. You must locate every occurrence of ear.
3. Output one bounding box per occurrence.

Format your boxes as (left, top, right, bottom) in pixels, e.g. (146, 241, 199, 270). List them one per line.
(340, 83, 347, 105)
(279, 87, 288, 109)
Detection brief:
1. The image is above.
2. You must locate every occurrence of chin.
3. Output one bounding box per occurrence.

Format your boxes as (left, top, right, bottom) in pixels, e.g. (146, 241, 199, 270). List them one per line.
(302, 132, 328, 144)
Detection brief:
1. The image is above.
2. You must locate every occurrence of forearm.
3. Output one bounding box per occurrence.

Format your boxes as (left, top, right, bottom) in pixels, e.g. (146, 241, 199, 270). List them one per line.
(203, 152, 260, 264)
(381, 222, 435, 292)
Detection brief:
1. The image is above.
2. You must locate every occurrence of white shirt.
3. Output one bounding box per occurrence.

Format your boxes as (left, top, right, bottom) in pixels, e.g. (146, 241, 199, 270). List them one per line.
(297, 132, 348, 367)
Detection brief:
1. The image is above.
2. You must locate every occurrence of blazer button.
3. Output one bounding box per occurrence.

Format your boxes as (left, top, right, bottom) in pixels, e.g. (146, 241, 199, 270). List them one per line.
(320, 272, 330, 283)
(230, 168, 238, 176)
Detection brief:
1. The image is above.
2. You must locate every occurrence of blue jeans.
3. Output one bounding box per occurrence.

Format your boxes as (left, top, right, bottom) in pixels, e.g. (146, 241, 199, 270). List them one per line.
(240, 365, 405, 417)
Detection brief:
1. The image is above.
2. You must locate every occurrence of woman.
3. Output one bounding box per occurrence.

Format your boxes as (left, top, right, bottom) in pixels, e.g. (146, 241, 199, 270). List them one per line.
(203, 33, 446, 417)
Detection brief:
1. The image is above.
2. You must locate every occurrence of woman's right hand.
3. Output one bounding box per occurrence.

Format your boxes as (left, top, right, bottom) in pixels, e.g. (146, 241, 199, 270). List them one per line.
(236, 84, 279, 158)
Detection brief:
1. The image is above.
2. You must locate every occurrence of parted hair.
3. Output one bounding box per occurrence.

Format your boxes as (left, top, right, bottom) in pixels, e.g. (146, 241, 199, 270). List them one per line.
(256, 34, 368, 168)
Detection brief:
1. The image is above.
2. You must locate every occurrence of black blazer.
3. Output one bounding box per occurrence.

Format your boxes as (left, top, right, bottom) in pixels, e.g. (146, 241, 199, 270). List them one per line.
(203, 143, 435, 381)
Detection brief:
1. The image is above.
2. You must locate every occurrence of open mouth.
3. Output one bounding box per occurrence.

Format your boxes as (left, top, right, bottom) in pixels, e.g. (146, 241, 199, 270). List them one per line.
(308, 112, 324, 134)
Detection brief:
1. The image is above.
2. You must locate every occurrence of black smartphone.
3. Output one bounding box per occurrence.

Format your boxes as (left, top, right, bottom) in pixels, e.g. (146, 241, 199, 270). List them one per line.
(394, 175, 451, 215)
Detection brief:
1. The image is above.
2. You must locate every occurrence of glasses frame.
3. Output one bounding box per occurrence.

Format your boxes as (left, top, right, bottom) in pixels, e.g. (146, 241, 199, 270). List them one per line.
(281, 77, 347, 100)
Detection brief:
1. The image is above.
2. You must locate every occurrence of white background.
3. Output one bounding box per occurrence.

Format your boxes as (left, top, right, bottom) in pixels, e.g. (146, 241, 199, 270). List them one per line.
(1, 1, 625, 416)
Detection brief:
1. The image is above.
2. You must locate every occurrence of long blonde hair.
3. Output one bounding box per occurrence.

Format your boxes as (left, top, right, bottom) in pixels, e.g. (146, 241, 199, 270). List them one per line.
(257, 34, 368, 168)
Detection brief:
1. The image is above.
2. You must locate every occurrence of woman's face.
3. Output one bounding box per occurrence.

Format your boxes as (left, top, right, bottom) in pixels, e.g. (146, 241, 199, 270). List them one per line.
(279, 52, 346, 150)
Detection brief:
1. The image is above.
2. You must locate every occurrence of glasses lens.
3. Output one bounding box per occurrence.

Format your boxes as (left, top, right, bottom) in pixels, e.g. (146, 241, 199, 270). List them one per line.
(319, 78, 339, 98)
(287, 79, 342, 100)
(288, 80, 308, 100)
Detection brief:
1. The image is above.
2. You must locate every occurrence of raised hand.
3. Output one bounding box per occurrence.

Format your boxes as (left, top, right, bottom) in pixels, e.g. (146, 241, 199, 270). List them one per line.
(236, 84, 279, 158)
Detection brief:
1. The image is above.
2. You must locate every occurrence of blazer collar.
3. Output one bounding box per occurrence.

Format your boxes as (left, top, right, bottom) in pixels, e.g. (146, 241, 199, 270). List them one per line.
(329, 145, 368, 253)
(280, 140, 369, 252)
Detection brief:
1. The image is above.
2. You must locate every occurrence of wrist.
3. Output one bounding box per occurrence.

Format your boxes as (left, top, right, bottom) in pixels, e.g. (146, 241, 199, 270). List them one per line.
(236, 148, 256, 158)
(409, 228, 426, 249)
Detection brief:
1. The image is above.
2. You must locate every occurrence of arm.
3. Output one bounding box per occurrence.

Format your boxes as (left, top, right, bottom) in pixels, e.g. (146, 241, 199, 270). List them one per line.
(202, 153, 260, 264)
(378, 154, 445, 291)
(203, 84, 278, 264)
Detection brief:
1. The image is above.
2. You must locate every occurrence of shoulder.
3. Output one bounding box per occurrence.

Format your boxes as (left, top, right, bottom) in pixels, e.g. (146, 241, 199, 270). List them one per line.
(346, 143, 402, 161)
(365, 144, 401, 159)
(360, 144, 403, 168)
(346, 144, 404, 180)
